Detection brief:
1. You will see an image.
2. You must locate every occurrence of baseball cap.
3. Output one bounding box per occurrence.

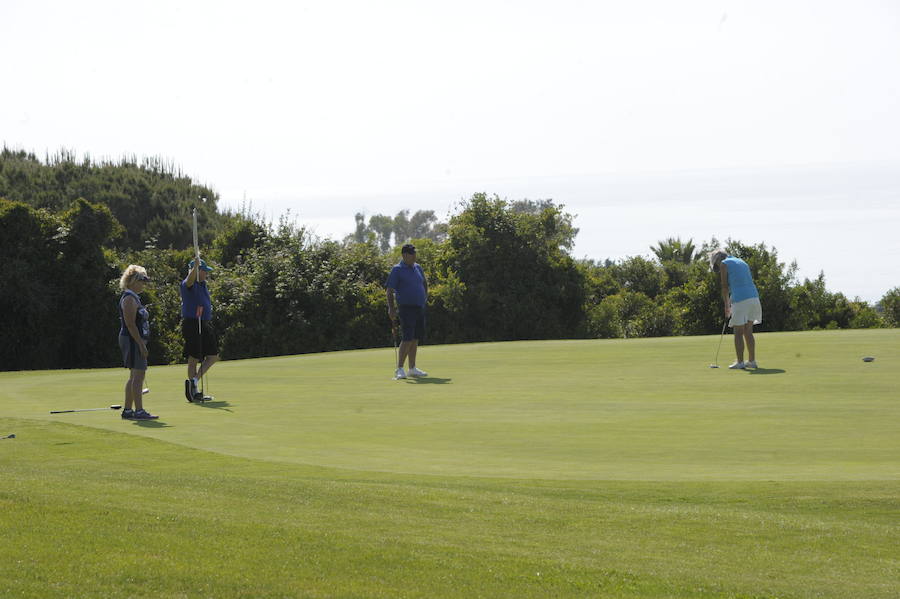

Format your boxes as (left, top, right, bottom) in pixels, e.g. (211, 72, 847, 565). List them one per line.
(189, 258, 214, 271)
(401, 243, 416, 254)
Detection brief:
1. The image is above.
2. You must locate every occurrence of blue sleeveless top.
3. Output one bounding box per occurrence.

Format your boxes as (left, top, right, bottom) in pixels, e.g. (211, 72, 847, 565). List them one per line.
(118, 289, 150, 340)
(723, 256, 759, 303)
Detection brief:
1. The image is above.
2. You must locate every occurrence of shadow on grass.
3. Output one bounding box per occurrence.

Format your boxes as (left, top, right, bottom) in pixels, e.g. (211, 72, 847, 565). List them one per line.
(193, 400, 233, 412)
(748, 368, 786, 375)
(131, 420, 172, 428)
(405, 377, 452, 384)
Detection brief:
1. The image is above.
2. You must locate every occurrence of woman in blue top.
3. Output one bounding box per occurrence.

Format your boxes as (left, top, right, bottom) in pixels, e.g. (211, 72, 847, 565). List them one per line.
(709, 249, 762, 370)
(118, 264, 158, 420)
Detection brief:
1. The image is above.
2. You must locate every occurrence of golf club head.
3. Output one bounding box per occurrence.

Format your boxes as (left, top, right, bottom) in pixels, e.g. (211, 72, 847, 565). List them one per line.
(110, 405, 123, 410)
(1, 434, 14, 439)
(142, 388, 150, 394)
(709, 364, 719, 368)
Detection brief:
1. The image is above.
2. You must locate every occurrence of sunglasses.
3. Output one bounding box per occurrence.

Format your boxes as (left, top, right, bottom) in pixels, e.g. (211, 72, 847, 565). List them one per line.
(136, 274, 151, 282)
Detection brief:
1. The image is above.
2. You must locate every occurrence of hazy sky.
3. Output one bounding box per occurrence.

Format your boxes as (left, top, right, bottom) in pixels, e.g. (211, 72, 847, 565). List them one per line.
(2, 1, 899, 299)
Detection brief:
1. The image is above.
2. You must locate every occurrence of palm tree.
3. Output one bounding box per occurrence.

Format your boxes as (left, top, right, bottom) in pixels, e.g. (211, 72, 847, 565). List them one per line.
(651, 237, 696, 264)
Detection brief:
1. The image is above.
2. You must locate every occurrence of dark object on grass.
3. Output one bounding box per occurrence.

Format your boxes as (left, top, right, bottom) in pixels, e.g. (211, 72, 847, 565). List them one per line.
(862, 356, 875, 362)
(1, 433, 14, 440)
(50, 405, 122, 414)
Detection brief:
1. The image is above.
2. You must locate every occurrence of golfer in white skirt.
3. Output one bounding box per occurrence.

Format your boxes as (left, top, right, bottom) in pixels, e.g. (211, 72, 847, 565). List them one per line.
(709, 249, 762, 369)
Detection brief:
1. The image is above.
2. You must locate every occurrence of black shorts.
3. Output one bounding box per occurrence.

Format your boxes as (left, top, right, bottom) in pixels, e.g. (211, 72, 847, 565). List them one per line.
(182, 318, 219, 360)
(398, 305, 426, 342)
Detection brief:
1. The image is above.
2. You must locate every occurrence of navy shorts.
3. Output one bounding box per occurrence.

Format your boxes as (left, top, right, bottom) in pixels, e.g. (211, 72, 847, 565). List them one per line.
(182, 318, 220, 360)
(119, 335, 148, 371)
(398, 305, 426, 342)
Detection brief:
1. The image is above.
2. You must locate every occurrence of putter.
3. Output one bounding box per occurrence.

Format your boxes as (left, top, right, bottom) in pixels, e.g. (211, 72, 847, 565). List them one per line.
(391, 320, 399, 369)
(142, 373, 150, 395)
(1, 434, 15, 440)
(709, 320, 727, 368)
(50, 405, 122, 414)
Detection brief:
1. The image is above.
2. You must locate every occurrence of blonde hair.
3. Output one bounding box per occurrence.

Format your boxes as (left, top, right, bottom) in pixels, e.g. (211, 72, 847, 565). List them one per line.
(119, 264, 148, 290)
(708, 249, 727, 273)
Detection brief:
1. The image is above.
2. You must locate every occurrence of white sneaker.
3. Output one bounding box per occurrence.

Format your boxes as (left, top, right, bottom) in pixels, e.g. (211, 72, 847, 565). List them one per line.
(408, 367, 428, 377)
(746, 360, 758, 369)
(728, 361, 746, 369)
(394, 367, 406, 380)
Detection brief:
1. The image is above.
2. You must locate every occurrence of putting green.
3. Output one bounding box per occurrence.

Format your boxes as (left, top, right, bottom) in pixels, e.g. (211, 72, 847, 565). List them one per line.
(2, 329, 897, 480)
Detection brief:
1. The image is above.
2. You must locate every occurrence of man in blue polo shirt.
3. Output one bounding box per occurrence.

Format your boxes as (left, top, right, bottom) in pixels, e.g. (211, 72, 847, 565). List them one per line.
(386, 244, 428, 380)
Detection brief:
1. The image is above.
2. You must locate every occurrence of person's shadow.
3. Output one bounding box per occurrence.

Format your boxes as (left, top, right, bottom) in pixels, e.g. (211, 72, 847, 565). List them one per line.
(406, 377, 452, 384)
(131, 420, 172, 428)
(193, 400, 233, 412)
(748, 368, 786, 375)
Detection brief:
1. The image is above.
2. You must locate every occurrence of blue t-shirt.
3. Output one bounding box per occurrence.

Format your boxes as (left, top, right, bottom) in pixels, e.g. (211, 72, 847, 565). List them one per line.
(386, 262, 427, 307)
(723, 256, 759, 302)
(180, 279, 213, 320)
(118, 289, 150, 340)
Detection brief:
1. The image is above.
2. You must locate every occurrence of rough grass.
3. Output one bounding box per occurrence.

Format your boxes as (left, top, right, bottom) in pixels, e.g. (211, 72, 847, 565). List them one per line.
(1, 329, 898, 597)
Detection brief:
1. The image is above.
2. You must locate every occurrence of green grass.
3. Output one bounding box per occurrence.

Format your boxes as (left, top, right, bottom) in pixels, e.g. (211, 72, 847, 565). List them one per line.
(1, 329, 898, 597)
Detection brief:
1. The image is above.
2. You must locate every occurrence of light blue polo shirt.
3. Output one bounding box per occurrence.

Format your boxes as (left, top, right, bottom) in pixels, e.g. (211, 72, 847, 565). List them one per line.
(386, 262, 427, 307)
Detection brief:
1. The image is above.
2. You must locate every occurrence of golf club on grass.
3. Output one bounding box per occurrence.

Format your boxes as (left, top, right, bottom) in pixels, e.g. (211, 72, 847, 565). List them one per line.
(50, 405, 122, 414)
(709, 320, 727, 368)
(1, 434, 15, 440)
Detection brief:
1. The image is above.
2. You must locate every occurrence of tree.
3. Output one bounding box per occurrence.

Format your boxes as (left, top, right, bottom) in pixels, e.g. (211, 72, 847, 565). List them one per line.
(0, 199, 65, 369)
(0, 148, 219, 251)
(651, 237, 696, 264)
(212, 208, 269, 267)
(56, 199, 123, 367)
(613, 256, 665, 298)
(347, 209, 448, 251)
(441, 194, 584, 342)
(880, 287, 900, 327)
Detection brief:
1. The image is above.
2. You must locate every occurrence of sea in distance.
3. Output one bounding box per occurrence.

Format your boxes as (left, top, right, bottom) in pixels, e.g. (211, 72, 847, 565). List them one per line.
(221, 162, 900, 304)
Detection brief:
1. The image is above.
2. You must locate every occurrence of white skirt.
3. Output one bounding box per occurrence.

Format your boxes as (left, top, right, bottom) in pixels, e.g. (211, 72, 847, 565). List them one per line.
(730, 297, 762, 327)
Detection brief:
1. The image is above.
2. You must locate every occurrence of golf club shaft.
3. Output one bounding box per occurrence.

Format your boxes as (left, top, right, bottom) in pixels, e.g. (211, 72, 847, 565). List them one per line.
(50, 405, 121, 414)
(713, 320, 727, 365)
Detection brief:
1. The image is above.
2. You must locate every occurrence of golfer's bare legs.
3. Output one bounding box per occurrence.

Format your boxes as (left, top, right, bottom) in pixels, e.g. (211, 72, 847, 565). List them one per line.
(733, 324, 746, 363)
(125, 369, 145, 411)
(743, 324, 755, 363)
(407, 340, 419, 369)
(188, 355, 218, 379)
(398, 340, 418, 369)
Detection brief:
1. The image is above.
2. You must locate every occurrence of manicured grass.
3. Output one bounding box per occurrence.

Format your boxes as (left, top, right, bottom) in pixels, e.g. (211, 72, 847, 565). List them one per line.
(1, 329, 898, 597)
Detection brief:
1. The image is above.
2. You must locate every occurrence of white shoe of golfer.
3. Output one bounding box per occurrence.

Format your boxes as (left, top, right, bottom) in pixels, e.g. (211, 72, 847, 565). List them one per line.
(746, 360, 758, 369)
(728, 361, 746, 369)
(408, 367, 428, 377)
(394, 367, 407, 380)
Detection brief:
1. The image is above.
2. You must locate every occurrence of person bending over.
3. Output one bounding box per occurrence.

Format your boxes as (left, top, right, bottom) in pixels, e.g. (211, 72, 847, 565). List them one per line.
(709, 248, 762, 369)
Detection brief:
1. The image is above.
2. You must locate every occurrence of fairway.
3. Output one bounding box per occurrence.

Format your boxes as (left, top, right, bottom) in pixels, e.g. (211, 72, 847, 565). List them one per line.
(2, 329, 899, 598)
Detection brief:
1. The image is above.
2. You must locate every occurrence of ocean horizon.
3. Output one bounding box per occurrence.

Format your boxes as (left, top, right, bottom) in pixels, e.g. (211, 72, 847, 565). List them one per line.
(221, 162, 900, 304)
